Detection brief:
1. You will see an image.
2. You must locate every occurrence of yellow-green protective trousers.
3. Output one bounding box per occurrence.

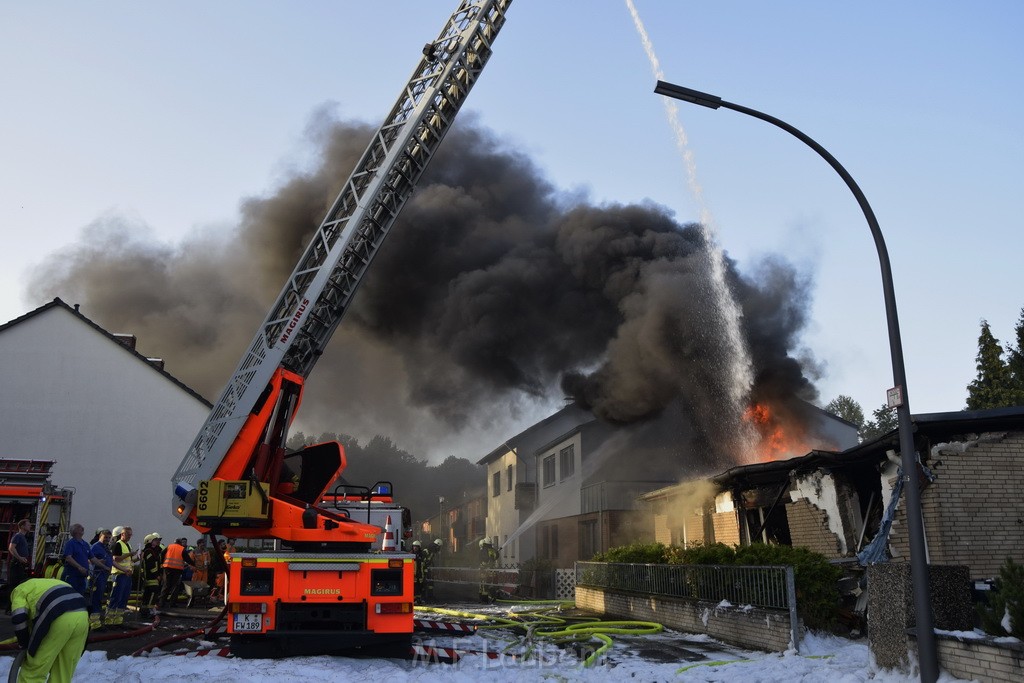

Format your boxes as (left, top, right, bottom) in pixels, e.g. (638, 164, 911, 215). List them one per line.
(17, 610, 89, 683)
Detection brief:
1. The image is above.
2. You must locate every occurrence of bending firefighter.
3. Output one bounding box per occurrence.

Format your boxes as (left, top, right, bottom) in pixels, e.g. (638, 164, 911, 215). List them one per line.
(10, 578, 89, 683)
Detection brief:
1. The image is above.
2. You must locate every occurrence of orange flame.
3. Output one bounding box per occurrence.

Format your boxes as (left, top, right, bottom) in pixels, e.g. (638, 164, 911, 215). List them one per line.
(742, 402, 811, 463)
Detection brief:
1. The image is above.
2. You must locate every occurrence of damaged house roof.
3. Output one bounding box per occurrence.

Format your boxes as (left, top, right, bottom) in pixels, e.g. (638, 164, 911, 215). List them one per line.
(711, 405, 1024, 490)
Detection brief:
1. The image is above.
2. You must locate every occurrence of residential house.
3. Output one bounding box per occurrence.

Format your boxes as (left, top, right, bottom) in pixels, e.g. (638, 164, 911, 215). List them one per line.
(0, 299, 212, 544)
(639, 406, 1024, 581)
(515, 399, 858, 570)
(420, 486, 487, 561)
(477, 402, 592, 564)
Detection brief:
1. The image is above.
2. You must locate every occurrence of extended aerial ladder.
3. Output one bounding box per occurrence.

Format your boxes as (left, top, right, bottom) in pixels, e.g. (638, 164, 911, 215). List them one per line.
(171, 0, 511, 543)
(165, 1, 512, 657)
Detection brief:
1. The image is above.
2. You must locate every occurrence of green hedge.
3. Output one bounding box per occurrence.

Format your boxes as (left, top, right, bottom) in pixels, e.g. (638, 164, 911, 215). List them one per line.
(591, 541, 841, 630)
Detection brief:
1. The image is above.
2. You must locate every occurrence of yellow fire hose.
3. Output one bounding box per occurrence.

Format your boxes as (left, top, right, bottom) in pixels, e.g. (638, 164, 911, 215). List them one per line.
(414, 601, 664, 667)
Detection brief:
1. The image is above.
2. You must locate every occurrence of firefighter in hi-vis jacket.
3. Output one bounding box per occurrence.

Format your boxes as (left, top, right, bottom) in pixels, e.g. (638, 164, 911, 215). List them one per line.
(10, 578, 90, 683)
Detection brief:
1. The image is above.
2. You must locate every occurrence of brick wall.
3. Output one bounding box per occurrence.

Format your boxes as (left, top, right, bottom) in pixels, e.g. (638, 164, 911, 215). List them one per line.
(711, 511, 740, 546)
(576, 585, 796, 653)
(653, 513, 671, 545)
(933, 634, 1024, 683)
(889, 432, 1024, 579)
(786, 499, 841, 559)
(685, 513, 706, 546)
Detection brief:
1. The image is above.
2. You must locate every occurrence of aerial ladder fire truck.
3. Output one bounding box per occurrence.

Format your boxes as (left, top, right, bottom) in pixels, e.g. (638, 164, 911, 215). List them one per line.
(169, 0, 511, 658)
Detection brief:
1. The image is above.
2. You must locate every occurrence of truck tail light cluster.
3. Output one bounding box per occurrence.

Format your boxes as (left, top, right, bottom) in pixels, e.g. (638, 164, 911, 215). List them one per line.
(375, 602, 412, 615)
(229, 602, 267, 614)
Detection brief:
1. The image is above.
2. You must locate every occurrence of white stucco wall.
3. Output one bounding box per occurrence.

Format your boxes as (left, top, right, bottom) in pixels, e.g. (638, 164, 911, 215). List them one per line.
(535, 431, 582, 522)
(0, 305, 211, 546)
(483, 404, 591, 563)
(486, 450, 521, 561)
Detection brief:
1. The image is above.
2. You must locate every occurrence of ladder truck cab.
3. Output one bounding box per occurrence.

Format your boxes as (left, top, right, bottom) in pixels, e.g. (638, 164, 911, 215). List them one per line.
(323, 482, 413, 550)
(168, 0, 511, 659)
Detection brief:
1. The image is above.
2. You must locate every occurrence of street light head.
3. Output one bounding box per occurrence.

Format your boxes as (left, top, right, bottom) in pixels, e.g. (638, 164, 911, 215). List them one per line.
(654, 80, 722, 110)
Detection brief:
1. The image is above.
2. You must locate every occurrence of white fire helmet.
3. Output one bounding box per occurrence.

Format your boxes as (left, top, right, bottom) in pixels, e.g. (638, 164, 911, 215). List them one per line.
(112, 526, 125, 537)
(433, 539, 442, 547)
(412, 540, 421, 547)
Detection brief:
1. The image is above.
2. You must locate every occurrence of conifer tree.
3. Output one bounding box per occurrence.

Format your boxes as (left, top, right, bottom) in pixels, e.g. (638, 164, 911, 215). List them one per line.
(966, 320, 1014, 409)
(1006, 307, 1024, 406)
(861, 402, 899, 441)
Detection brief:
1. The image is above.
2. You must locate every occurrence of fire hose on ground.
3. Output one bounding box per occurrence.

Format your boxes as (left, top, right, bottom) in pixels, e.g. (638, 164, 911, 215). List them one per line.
(415, 601, 664, 667)
(130, 605, 228, 657)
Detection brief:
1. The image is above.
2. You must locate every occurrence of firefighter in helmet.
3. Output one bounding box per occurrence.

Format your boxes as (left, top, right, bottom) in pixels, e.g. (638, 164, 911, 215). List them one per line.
(411, 540, 424, 601)
(477, 538, 499, 603)
(421, 539, 442, 602)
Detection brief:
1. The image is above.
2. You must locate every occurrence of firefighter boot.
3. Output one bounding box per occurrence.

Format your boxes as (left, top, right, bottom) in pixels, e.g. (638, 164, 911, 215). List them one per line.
(89, 612, 103, 630)
(104, 608, 122, 626)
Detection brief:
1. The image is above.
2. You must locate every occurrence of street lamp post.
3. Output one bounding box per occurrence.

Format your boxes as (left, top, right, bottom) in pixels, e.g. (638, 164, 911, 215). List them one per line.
(655, 80, 938, 682)
(438, 496, 445, 545)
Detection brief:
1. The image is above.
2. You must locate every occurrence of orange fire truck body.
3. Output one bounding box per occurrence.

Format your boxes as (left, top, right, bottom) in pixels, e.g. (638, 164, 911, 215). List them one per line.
(226, 552, 414, 656)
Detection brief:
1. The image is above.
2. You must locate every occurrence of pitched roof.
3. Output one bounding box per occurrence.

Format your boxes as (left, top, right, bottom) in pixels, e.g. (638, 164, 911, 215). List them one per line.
(0, 297, 212, 408)
(476, 402, 592, 465)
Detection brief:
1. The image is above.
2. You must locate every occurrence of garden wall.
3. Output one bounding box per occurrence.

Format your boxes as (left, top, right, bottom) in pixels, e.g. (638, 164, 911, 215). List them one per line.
(575, 585, 797, 653)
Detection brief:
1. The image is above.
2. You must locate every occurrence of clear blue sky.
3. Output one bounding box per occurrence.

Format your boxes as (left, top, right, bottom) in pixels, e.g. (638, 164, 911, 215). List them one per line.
(2, 1, 1022, 433)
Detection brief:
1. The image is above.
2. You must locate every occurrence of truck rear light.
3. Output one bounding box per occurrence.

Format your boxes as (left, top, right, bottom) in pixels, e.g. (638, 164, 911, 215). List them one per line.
(375, 602, 412, 614)
(388, 559, 404, 569)
(241, 557, 257, 567)
(229, 602, 267, 614)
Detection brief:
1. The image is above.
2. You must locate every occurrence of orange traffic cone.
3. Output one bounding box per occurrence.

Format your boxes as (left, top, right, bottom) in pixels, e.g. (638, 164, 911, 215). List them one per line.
(381, 514, 397, 551)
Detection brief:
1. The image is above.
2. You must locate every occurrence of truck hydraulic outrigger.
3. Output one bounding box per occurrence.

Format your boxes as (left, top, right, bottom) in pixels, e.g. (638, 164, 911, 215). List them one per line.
(167, 0, 512, 658)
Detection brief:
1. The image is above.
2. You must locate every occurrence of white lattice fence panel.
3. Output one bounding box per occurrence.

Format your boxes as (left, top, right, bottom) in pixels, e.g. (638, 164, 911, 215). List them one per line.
(555, 568, 576, 600)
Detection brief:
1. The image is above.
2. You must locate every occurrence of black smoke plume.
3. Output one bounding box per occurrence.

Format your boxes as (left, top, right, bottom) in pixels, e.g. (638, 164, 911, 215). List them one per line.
(29, 111, 818, 468)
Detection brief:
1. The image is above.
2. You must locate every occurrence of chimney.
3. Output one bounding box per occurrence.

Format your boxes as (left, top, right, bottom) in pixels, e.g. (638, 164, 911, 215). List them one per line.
(146, 358, 165, 371)
(113, 334, 137, 351)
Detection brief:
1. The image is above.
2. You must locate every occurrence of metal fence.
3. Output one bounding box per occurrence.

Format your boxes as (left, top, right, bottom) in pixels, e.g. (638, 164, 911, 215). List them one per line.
(575, 561, 795, 609)
(576, 561, 799, 649)
(429, 565, 576, 600)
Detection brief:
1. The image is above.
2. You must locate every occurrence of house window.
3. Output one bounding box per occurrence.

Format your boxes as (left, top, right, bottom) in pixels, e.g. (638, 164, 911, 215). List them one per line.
(492, 471, 501, 497)
(540, 524, 560, 559)
(579, 520, 599, 560)
(507, 464, 514, 491)
(559, 445, 575, 481)
(542, 454, 556, 487)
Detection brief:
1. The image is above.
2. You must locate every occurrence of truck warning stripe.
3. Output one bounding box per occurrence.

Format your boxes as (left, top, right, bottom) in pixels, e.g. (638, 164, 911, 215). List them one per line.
(411, 644, 461, 663)
(413, 619, 477, 633)
(177, 647, 232, 657)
